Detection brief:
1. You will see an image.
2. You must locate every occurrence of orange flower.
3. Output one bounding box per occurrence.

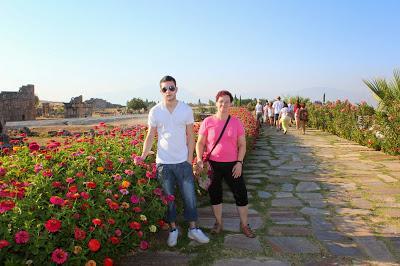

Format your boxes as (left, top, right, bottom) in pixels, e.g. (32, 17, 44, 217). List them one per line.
(96, 166, 104, 172)
(121, 180, 131, 188)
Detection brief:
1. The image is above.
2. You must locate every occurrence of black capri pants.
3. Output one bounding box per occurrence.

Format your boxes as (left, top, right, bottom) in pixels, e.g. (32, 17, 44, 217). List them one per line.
(208, 160, 248, 206)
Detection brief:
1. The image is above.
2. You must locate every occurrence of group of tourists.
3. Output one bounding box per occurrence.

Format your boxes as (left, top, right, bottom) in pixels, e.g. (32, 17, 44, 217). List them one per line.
(140, 75, 254, 248)
(255, 96, 308, 135)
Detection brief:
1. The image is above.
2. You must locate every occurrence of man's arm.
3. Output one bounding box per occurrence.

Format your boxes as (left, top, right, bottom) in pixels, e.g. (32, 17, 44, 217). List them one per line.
(140, 126, 157, 160)
(186, 123, 195, 163)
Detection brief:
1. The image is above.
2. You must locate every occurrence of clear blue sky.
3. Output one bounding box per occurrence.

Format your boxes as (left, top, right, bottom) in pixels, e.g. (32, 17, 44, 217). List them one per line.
(1, 0, 399, 105)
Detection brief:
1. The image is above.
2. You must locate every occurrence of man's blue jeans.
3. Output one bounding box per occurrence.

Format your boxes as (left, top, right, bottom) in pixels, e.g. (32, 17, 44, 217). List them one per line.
(156, 161, 198, 223)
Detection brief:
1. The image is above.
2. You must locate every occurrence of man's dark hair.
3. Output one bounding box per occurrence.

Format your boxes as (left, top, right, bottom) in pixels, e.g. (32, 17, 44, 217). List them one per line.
(159, 75, 176, 87)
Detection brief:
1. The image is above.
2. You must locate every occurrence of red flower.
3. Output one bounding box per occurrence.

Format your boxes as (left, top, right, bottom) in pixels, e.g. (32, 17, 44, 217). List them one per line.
(68, 185, 78, 193)
(109, 236, 120, 245)
(133, 206, 142, 213)
(140, 240, 149, 250)
(51, 248, 68, 264)
(92, 218, 102, 226)
(88, 239, 101, 252)
(0, 167, 6, 177)
(15, 230, 29, 244)
(50, 196, 64, 206)
(0, 239, 10, 249)
(129, 221, 141, 230)
(28, 142, 40, 152)
(107, 218, 115, 225)
(104, 258, 114, 266)
(45, 219, 62, 233)
(74, 227, 86, 241)
(86, 181, 97, 189)
(0, 200, 15, 214)
(52, 181, 62, 188)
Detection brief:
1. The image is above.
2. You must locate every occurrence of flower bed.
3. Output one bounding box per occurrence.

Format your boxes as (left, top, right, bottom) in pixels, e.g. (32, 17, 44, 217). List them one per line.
(308, 100, 400, 156)
(0, 124, 167, 265)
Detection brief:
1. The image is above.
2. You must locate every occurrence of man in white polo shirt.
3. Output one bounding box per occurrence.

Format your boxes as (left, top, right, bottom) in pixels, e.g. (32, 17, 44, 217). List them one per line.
(140, 75, 209, 247)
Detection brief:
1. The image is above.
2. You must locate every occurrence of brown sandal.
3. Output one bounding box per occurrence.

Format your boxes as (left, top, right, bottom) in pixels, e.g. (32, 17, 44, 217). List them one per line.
(211, 222, 223, 234)
(240, 223, 256, 238)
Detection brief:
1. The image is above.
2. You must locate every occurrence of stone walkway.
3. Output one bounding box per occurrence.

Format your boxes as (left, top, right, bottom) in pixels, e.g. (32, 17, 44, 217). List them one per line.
(120, 126, 400, 265)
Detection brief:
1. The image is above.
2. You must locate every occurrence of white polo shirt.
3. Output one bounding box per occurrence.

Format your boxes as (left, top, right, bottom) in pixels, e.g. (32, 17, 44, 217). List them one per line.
(148, 101, 194, 164)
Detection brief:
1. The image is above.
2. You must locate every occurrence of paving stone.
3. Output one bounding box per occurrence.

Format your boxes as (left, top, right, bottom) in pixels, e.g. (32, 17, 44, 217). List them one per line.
(223, 234, 263, 252)
(275, 192, 293, 198)
(268, 209, 309, 225)
(350, 198, 373, 209)
(268, 226, 312, 236)
(310, 216, 336, 231)
(331, 216, 373, 237)
(281, 183, 294, 192)
(377, 174, 398, 183)
(119, 251, 193, 265)
(265, 237, 320, 253)
(296, 182, 321, 192)
(258, 191, 272, 199)
(313, 230, 347, 241)
(335, 208, 371, 216)
(271, 198, 303, 208)
(307, 200, 328, 208)
(247, 179, 262, 184)
(353, 236, 396, 262)
(300, 207, 330, 216)
(323, 241, 364, 258)
(265, 184, 280, 191)
(292, 175, 320, 181)
(246, 184, 258, 191)
(266, 176, 294, 184)
(296, 193, 323, 200)
(213, 258, 289, 266)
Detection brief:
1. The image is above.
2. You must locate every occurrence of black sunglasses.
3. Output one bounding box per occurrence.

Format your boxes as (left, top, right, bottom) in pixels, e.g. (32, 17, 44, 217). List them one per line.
(161, 86, 176, 93)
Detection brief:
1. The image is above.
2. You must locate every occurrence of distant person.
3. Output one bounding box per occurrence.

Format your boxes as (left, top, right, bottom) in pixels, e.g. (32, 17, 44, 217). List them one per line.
(294, 102, 301, 130)
(299, 102, 309, 134)
(272, 96, 283, 130)
(195, 90, 256, 238)
(255, 99, 263, 127)
(140, 75, 209, 247)
(278, 102, 290, 134)
(267, 102, 274, 126)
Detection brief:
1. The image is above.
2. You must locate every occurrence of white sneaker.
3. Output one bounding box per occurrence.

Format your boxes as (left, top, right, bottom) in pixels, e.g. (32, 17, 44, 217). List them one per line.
(167, 228, 179, 247)
(188, 228, 210, 243)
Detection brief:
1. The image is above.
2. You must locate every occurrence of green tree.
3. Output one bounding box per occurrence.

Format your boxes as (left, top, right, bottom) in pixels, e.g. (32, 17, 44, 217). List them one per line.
(127, 97, 147, 112)
(363, 69, 400, 110)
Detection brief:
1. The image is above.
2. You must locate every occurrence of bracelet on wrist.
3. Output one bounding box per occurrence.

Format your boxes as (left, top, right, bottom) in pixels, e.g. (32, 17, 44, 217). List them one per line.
(236, 160, 243, 165)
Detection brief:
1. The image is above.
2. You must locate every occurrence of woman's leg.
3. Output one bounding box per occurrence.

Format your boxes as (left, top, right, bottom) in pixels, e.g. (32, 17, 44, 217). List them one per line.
(212, 204, 223, 225)
(208, 162, 224, 223)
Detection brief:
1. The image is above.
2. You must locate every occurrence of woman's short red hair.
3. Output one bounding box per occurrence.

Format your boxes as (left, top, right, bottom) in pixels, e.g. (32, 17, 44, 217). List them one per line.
(215, 90, 233, 102)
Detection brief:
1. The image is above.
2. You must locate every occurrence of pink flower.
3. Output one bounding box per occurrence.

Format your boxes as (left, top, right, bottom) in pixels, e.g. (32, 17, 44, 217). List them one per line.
(130, 195, 139, 204)
(65, 177, 75, 184)
(80, 192, 90, 200)
(15, 230, 29, 244)
(153, 188, 162, 196)
(114, 229, 122, 237)
(50, 196, 64, 206)
(34, 164, 43, 173)
(51, 248, 68, 264)
(119, 189, 129, 195)
(112, 174, 122, 181)
(28, 142, 40, 152)
(124, 169, 134, 176)
(140, 240, 149, 250)
(167, 195, 175, 202)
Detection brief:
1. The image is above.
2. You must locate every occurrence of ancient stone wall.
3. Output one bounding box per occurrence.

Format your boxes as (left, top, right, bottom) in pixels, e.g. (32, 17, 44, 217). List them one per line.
(0, 85, 36, 130)
(64, 95, 93, 118)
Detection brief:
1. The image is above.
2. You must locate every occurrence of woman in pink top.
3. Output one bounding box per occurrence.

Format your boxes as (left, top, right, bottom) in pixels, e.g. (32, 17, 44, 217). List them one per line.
(195, 90, 255, 238)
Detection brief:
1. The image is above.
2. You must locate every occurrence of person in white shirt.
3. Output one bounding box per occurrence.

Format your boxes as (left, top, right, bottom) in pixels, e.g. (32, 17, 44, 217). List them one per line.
(278, 102, 291, 134)
(140, 75, 209, 247)
(272, 96, 284, 129)
(255, 99, 263, 126)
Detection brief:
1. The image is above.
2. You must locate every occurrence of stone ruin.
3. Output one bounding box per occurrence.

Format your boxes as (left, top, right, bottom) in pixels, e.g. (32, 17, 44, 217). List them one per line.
(0, 84, 36, 135)
(64, 95, 93, 118)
